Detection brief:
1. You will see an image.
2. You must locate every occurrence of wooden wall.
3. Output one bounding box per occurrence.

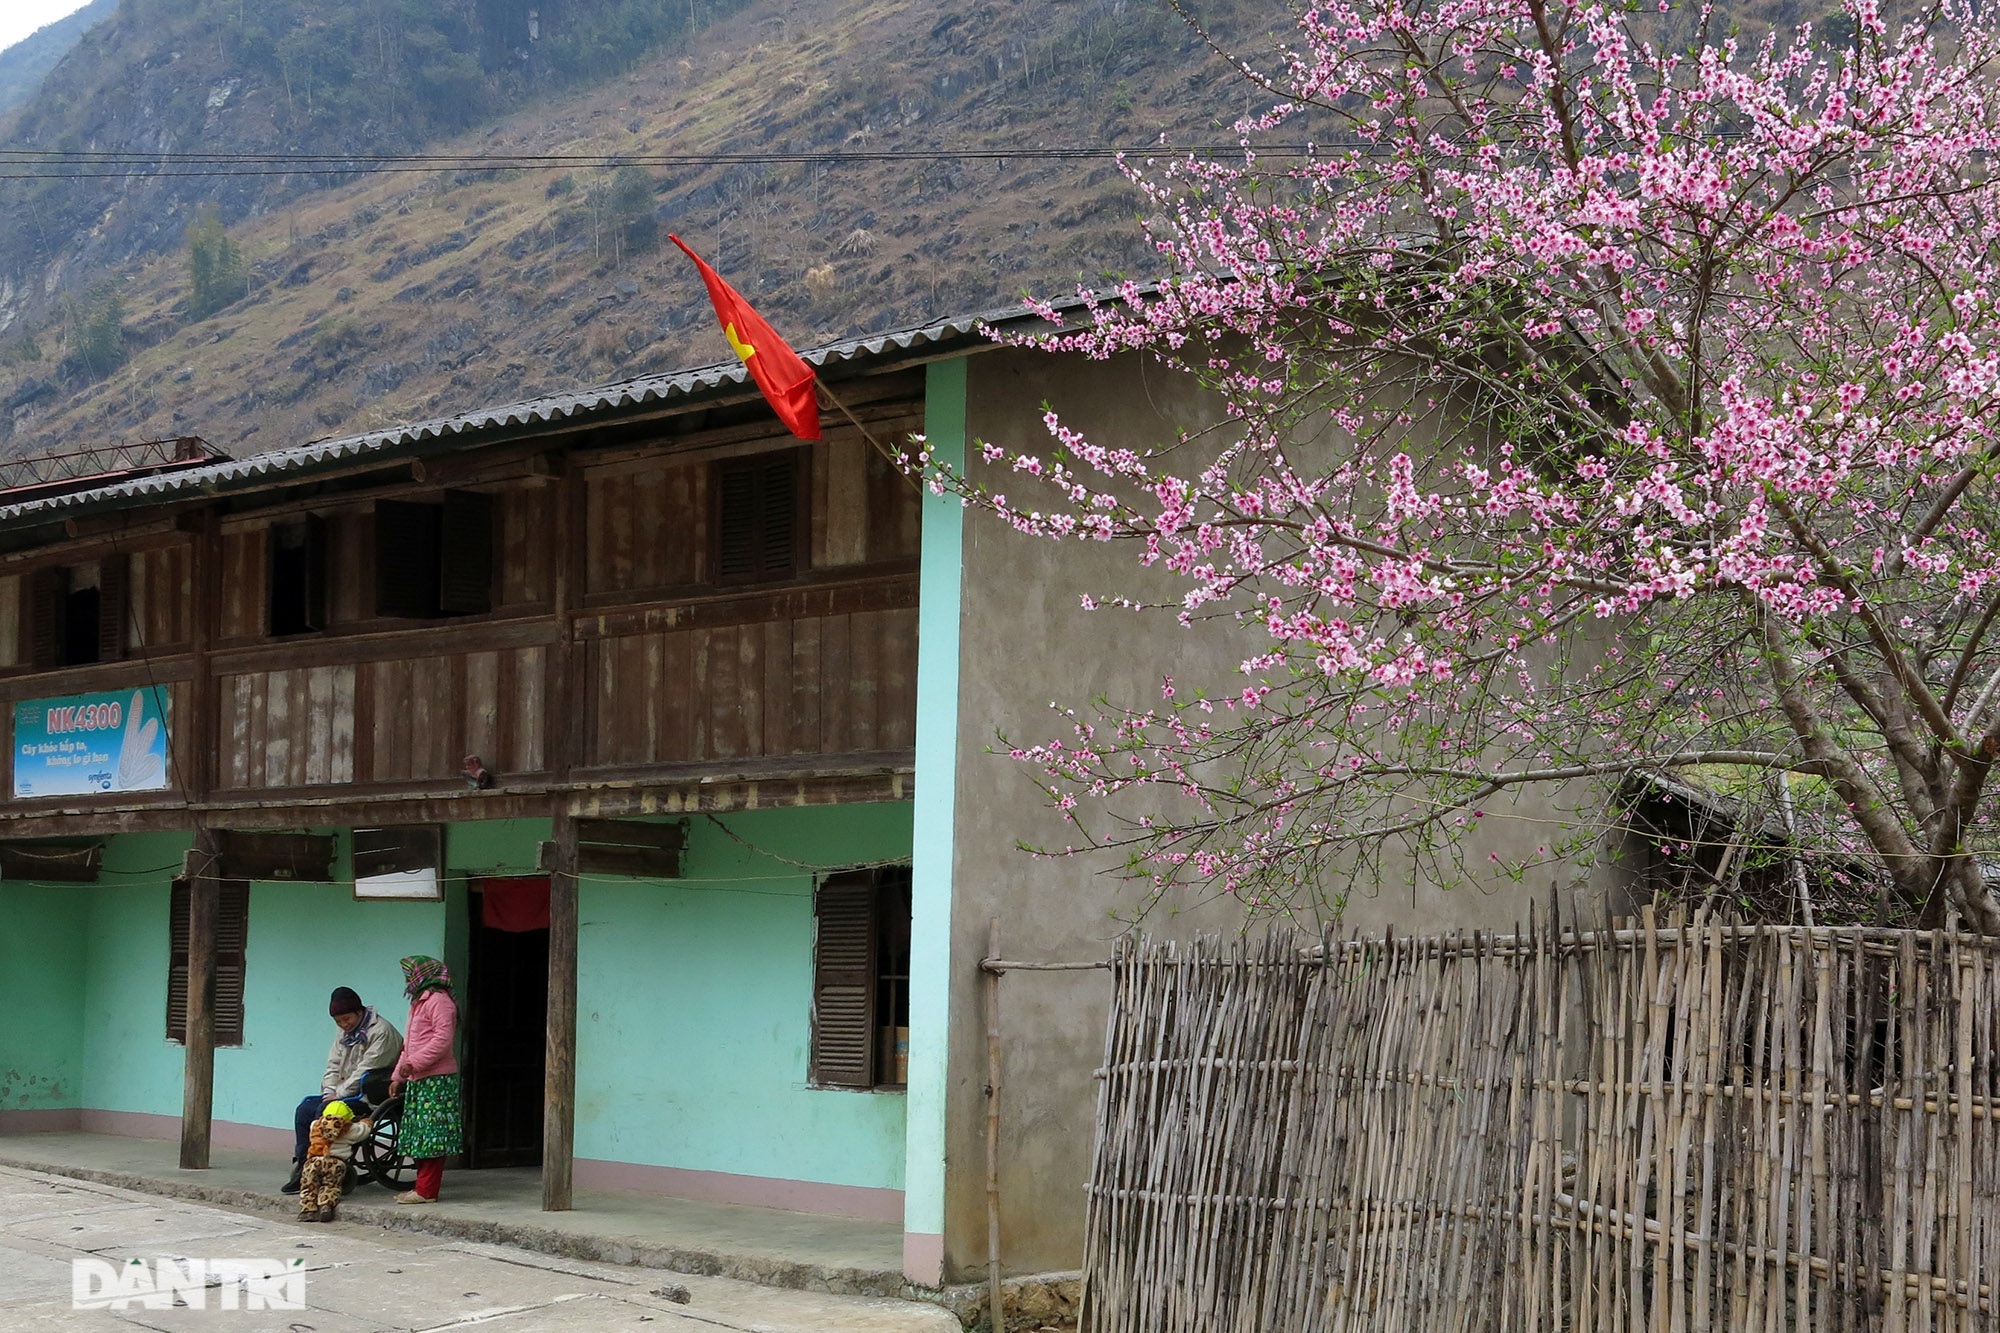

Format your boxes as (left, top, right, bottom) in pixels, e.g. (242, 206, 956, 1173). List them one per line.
(585, 606, 917, 769)
(585, 425, 920, 600)
(0, 424, 923, 815)
(218, 486, 557, 641)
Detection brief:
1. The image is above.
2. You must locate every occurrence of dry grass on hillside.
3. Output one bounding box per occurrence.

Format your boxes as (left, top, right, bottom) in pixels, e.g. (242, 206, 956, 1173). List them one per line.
(2, 0, 1243, 460)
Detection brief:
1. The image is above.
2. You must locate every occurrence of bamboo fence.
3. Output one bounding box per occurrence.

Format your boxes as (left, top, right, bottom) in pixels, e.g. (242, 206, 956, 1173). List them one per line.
(1079, 914, 2000, 1331)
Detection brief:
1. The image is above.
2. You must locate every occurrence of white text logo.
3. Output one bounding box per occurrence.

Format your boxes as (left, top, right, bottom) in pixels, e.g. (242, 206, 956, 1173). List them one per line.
(71, 1257, 307, 1310)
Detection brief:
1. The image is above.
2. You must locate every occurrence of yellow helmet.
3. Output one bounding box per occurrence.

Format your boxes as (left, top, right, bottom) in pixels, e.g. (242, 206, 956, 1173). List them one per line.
(322, 1100, 355, 1120)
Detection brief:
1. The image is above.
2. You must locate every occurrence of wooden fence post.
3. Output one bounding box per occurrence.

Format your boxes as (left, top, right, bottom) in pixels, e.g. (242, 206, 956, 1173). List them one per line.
(986, 918, 1004, 1333)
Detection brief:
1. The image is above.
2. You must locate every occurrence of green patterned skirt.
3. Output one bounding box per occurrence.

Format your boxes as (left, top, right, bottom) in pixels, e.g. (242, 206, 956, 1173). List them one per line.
(398, 1073, 462, 1160)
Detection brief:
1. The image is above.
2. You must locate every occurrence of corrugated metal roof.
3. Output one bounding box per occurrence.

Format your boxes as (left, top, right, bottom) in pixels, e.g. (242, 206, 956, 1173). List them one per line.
(0, 299, 1065, 529)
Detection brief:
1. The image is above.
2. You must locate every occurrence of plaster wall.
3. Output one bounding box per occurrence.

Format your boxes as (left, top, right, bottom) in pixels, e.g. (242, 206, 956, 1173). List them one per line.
(575, 802, 913, 1197)
(0, 882, 87, 1116)
(68, 829, 449, 1133)
(940, 346, 1634, 1278)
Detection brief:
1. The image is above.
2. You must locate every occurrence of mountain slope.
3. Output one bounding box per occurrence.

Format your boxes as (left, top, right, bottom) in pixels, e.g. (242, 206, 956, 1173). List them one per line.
(0, 0, 114, 115)
(0, 0, 1271, 460)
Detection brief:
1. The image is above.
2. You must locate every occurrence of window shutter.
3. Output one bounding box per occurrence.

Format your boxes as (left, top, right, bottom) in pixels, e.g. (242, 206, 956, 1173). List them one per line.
(97, 553, 129, 663)
(716, 461, 760, 580)
(168, 878, 249, 1047)
(375, 500, 441, 617)
(715, 451, 800, 583)
(757, 452, 798, 578)
(28, 566, 67, 669)
(811, 872, 879, 1088)
(214, 881, 249, 1046)
(438, 490, 494, 615)
(167, 879, 190, 1043)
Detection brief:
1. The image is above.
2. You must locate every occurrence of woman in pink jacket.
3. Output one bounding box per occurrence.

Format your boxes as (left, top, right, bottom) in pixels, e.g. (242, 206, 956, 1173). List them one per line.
(388, 955, 461, 1203)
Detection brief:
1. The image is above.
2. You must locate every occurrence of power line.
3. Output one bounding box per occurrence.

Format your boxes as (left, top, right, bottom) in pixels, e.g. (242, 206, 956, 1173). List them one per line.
(0, 142, 1330, 182)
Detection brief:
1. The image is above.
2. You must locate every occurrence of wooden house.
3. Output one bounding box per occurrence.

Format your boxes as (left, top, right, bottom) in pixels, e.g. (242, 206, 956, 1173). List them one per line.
(0, 304, 1602, 1288)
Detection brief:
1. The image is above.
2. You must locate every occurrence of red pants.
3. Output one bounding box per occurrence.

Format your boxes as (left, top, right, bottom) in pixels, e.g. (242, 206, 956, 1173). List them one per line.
(415, 1157, 445, 1200)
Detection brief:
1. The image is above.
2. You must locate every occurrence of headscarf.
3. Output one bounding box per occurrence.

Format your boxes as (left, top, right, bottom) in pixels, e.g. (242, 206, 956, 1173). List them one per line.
(399, 954, 452, 1000)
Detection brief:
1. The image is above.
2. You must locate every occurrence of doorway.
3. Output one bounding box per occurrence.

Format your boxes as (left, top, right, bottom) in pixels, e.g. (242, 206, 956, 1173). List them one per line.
(464, 877, 548, 1168)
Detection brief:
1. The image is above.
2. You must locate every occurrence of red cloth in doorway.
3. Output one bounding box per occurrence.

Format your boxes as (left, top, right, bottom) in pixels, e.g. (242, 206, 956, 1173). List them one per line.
(478, 878, 550, 932)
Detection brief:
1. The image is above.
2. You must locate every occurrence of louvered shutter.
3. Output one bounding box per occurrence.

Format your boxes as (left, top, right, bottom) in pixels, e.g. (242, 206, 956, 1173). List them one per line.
(375, 500, 441, 617)
(757, 452, 798, 578)
(168, 879, 249, 1046)
(97, 553, 129, 663)
(716, 460, 759, 580)
(213, 881, 248, 1045)
(811, 872, 879, 1088)
(438, 490, 494, 615)
(715, 451, 800, 583)
(167, 879, 190, 1043)
(28, 566, 67, 669)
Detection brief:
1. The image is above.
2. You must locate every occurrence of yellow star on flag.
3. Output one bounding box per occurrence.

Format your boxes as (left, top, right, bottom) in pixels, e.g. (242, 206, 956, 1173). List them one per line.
(726, 322, 757, 363)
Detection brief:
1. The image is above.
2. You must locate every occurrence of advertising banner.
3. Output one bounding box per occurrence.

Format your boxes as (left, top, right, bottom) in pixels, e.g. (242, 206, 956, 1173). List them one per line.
(13, 686, 172, 798)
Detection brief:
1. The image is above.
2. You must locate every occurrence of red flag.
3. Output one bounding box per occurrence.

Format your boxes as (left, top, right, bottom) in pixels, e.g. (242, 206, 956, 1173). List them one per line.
(670, 235, 821, 441)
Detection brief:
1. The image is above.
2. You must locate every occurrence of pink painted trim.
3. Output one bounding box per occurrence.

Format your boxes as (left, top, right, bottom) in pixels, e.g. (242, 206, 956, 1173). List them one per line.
(0, 1108, 82, 1134)
(573, 1157, 904, 1223)
(902, 1231, 944, 1287)
(79, 1109, 176, 1140)
(78, 1109, 292, 1155)
(212, 1121, 294, 1155)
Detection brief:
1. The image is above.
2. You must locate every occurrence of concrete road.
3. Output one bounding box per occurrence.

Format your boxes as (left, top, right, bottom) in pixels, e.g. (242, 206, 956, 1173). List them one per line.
(0, 1166, 960, 1333)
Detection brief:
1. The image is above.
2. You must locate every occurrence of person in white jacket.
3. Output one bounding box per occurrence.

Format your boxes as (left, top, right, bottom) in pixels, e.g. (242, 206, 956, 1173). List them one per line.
(282, 987, 402, 1195)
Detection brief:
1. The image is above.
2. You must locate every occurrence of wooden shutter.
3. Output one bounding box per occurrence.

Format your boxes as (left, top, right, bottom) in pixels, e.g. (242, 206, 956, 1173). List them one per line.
(96, 553, 129, 663)
(811, 871, 879, 1088)
(168, 878, 250, 1046)
(438, 490, 494, 615)
(716, 461, 759, 579)
(374, 500, 441, 617)
(715, 451, 800, 583)
(756, 452, 799, 578)
(28, 566, 67, 669)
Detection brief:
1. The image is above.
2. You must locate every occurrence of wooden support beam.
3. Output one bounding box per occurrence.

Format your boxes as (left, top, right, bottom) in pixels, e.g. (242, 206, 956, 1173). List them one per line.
(178, 826, 218, 1169)
(542, 810, 579, 1212)
(542, 451, 583, 1214)
(180, 506, 222, 1172)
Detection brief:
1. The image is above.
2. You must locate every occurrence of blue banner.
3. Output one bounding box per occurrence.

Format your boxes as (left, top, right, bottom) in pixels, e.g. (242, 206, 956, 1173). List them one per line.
(13, 686, 172, 798)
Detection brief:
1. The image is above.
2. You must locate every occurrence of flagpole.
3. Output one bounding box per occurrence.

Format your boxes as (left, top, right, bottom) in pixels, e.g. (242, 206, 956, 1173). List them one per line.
(815, 381, 926, 493)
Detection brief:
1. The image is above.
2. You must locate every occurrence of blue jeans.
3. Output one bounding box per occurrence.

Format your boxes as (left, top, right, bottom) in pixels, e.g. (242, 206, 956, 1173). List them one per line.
(291, 1069, 388, 1159)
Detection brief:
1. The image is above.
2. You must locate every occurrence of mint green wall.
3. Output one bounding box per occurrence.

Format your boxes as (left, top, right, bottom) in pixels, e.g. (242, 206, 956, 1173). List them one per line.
(55, 826, 486, 1127)
(903, 356, 967, 1250)
(0, 882, 88, 1110)
(76, 833, 193, 1115)
(221, 865, 446, 1130)
(12, 805, 914, 1193)
(208, 819, 551, 1127)
(575, 803, 912, 1189)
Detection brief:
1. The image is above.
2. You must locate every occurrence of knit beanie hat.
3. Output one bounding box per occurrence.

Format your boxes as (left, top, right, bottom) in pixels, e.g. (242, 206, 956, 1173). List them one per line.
(329, 987, 364, 1017)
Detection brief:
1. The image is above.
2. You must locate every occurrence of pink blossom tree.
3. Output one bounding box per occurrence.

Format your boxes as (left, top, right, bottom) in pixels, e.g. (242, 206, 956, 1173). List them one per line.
(917, 0, 2000, 927)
